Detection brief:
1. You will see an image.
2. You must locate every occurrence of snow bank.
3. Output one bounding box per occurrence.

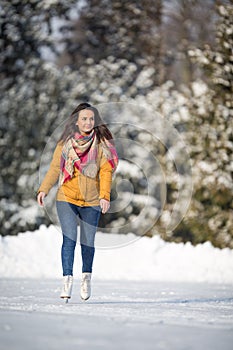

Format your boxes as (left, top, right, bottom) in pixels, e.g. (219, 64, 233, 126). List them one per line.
(0, 225, 233, 284)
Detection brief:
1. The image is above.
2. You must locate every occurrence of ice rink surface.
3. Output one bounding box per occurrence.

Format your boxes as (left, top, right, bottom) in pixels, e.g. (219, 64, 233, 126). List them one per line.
(0, 279, 232, 350)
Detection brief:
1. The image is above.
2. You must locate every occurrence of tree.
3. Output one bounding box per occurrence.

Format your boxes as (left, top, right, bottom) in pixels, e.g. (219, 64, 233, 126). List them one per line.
(58, 0, 164, 89)
(0, 0, 77, 235)
(176, 2, 233, 248)
(162, 0, 217, 85)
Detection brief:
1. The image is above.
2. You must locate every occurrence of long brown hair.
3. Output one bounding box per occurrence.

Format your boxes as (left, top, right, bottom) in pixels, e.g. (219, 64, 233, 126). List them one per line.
(59, 103, 113, 143)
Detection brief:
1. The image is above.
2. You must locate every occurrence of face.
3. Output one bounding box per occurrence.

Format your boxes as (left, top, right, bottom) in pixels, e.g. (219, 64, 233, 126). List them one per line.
(76, 109, 95, 135)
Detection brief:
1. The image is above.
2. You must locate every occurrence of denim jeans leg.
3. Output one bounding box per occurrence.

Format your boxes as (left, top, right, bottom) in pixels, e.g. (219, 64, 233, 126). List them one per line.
(79, 206, 101, 273)
(56, 201, 79, 276)
(61, 235, 76, 276)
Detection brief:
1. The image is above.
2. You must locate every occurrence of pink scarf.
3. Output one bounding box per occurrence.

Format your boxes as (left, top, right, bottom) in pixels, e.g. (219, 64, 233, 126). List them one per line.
(59, 130, 118, 186)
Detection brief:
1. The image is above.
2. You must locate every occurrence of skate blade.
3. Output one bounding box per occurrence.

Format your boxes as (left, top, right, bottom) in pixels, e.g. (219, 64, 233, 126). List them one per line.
(60, 296, 70, 303)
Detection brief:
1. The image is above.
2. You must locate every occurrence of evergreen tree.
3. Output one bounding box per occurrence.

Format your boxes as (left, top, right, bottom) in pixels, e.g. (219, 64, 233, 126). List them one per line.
(58, 0, 164, 90)
(162, 0, 217, 85)
(177, 3, 233, 248)
(0, 0, 77, 235)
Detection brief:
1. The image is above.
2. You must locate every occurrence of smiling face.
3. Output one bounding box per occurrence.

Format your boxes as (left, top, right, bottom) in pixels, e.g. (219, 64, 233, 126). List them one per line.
(76, 109, 95, 135)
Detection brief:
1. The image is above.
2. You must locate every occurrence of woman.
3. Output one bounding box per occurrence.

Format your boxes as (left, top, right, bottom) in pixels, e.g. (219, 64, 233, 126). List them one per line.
(37, 103, 118, 302)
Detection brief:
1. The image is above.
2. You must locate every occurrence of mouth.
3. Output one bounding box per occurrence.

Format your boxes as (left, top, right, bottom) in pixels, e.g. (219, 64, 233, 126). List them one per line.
(83, 128, 93, 134)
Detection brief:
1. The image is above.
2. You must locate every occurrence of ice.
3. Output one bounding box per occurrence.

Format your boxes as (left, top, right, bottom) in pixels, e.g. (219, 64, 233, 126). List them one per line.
(0, 279, 232, 350)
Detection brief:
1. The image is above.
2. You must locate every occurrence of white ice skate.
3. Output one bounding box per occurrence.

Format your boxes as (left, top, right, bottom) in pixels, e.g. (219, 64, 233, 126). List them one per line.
(60, 275, 73, 303)
(80, 273, 92, 301)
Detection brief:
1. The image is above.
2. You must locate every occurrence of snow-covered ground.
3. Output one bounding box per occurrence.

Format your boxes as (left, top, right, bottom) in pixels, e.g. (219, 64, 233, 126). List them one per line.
(0, 224, 233, 283)
(0, 225, 233, 349)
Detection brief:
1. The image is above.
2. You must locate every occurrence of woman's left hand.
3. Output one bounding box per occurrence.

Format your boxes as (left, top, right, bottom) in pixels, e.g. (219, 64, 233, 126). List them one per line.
(99, 199, 110, 214)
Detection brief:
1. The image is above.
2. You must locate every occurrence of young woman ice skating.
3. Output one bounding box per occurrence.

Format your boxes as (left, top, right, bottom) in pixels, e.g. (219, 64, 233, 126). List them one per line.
(37, 103, 118, 302)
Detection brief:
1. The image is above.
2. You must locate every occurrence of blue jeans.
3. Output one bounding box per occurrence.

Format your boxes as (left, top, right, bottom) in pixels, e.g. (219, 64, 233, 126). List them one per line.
(56, 201, 101, 276)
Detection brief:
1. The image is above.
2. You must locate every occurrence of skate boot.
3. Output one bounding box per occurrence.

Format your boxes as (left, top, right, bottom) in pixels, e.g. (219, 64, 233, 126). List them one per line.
(80, 273, 92, 301)
(60, 275, 73, 303)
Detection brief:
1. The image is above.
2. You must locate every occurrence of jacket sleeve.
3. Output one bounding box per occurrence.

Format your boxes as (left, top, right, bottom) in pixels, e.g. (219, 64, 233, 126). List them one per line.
(38, 142, 63, 195)
(99, 156, 113, 201)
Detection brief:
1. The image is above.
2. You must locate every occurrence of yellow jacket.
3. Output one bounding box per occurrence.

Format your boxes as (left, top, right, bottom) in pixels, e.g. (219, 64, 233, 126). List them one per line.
(38, 142, 113, 206)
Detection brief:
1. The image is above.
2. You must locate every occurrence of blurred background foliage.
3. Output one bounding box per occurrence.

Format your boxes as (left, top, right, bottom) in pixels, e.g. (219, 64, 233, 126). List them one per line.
(0, 0, 232, 248)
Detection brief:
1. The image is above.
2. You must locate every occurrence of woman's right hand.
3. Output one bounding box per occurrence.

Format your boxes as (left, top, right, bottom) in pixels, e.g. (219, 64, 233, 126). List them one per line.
(37, 192, 46, 206)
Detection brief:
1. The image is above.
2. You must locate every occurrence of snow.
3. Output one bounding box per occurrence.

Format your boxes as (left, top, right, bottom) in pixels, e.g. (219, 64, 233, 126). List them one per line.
(117, 159, 142, 177)
(0, 226, 233, 349)
(191, 81, 208, 97)
(135, 67, 155, 88)
(198, 160, 217, 173)
(0, 225, 233, 284)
